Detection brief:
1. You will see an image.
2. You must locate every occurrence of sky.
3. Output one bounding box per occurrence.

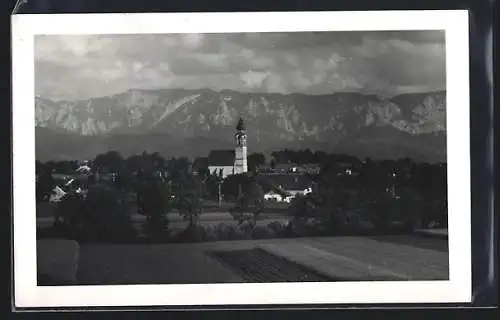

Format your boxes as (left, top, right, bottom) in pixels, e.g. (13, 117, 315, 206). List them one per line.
(35, 30, 446, 101)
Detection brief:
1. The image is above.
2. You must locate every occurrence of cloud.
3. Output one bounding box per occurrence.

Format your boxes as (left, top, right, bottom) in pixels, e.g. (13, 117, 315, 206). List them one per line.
(35, 30, 446, 100)
(240, 71, 269, 88)
(181, 34, 205, 49)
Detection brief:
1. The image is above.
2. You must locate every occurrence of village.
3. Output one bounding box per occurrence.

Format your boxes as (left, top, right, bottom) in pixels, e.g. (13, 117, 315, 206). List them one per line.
(37, 118, 448, 232)
(36, 118, 449, 285)
(36, 118, 418, 228)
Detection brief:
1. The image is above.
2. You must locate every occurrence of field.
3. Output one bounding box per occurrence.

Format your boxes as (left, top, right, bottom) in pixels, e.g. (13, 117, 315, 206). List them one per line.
(36, 192, 449, 286)
(70, 235, 448, 285)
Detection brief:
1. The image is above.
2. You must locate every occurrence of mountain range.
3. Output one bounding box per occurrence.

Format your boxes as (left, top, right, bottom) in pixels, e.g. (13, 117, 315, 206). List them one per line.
(35, 88, 447, 163)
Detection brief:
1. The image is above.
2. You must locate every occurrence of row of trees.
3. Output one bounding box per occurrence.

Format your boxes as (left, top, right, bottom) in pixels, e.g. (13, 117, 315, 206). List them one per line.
(39, 148, 447, 242)
(49, 171, 266, 243)
(286, 157, 448, 236)
(37, 149, 445, 182)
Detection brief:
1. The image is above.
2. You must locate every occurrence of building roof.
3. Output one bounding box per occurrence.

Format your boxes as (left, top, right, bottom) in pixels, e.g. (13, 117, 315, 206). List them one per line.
(258, 174, 312, 192)
(274, 163, 298, 170)
(301, 163, 320, 169)
(207, 150, 235, 166)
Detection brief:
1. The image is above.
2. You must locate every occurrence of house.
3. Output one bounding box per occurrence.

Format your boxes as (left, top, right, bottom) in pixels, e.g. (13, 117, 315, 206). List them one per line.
(260, 174, 313, 203)
(257, 163, 300, 174)
(297, 163, 321, 175)
(272, 163, 299, 173)
(49, 186, 67, 203)
(76, 165, 91, 174)
(263, 190, 285, 202)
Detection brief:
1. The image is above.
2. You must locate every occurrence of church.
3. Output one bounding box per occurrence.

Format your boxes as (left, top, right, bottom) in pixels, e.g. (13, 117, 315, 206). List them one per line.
(207, 118, 248, 179)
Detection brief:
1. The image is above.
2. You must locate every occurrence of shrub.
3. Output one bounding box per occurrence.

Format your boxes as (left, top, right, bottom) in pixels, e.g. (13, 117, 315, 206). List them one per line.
(287, 217, 328, 237)
(213, 223, 251, 241)
(237, 220, 255, 234)
(267, 221, 287, 236)
(230, 210, 253, 224)
(203, 226, 218, 242)
(174, 225, 206, 242)
(251, 226, 276, 239)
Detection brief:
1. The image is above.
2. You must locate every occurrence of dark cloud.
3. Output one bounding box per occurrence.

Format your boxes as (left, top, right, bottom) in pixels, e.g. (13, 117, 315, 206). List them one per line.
(35, 30, 446, 100)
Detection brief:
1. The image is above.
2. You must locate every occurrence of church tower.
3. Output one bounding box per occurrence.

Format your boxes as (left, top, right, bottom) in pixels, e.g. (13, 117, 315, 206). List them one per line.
(234, 118, 248, 174)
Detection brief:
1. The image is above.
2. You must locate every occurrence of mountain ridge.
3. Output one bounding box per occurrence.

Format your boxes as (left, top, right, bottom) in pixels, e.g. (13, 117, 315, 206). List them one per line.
(35, 88, 446, 163)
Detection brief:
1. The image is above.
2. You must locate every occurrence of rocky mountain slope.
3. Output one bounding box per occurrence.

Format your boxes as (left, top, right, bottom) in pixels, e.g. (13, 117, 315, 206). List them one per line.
(35, 88, 446, 162)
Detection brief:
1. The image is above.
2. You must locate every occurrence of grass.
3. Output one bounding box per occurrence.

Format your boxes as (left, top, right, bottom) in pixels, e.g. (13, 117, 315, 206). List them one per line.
(37, 202, 57, 218)
(367, 234, 449, 253)
(202, 199, 291, 213)
(37, 239, 80, 285)
(75, 243, 245, 285)
(68, 235, 448, 285)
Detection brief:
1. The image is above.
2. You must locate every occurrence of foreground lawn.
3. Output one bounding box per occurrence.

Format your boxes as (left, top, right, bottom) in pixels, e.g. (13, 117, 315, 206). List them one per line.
(70, 235, 448, 285)
(36, 202, 57, 218)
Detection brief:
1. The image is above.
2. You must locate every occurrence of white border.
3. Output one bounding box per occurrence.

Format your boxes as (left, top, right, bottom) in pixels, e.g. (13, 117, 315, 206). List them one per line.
(12, 11, 471, 308)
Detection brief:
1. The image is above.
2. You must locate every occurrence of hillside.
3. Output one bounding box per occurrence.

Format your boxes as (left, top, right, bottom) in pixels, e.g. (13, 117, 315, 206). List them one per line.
(35, 89, 447, 162)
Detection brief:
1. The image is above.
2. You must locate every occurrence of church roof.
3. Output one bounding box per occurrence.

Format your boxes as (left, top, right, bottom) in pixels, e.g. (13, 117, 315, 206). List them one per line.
(207, 150, 235, 166)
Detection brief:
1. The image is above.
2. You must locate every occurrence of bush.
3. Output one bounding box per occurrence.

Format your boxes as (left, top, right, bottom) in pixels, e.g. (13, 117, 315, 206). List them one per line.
(287, 217, 328, 237)
(174, 225, 206, 242)
(267, 221, 286, 236)
(203, 226, 218, 241)
(237, 220, 255, 234)
(213, 223, 251, 241)
(251, 226, 276, 239)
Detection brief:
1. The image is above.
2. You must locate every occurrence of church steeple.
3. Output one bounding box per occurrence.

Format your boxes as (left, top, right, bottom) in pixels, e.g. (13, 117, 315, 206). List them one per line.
(236, 117, 246, 131)
(234, 117, 248, 174)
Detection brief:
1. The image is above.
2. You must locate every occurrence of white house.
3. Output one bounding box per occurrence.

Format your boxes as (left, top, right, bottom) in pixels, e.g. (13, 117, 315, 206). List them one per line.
(49, 186, 67, 203)
(262, 174, 313, 203)
(76, 165, 92, 174)
(263, 190, 284, 202)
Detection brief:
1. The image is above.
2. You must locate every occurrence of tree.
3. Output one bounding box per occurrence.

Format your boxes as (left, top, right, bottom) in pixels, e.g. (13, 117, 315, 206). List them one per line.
(313, 150, 328, 165)
(83, 184, 135, 241)
(138, 178, 171, 239)
(94, 151, 124, 173)
(296, 149, 314, 165)
(36, 164, 55, 202)
(230, 178, 265, 225)
(222, 173, 249, 201)
(176, 175, 204, 227)
(289, 194, 316, 219)
(167, 157, 191, 180)
(53, 192, 87, 237)
(247, 153, 266, 171)
(52, 184, 135, 242)
(271, 149, 292, 164)
(125, 154, 147, 174)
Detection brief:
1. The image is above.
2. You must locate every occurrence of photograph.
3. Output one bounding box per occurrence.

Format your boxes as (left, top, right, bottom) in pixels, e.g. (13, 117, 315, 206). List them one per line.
(12, 11, 471, 307)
